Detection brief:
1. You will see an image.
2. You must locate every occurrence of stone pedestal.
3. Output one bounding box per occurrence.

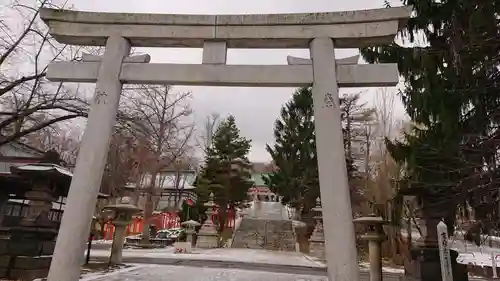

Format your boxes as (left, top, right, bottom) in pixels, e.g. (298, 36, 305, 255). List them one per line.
(109, 223, 127, 264)
(354, 215, 386, 281)
(293, 220, 307, 253)
(197, 193, 219, 249)
(407, 248, 468, 281)
(404, 203, 468, 281)
(309, 223, 325, 259)
(197, 226, 219, 248)
(0, 176, 60, 281)
(308, 198, 325, 259)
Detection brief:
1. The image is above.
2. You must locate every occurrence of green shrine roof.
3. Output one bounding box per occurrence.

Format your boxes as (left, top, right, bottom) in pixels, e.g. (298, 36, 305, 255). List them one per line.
(251, 173, 270, 187)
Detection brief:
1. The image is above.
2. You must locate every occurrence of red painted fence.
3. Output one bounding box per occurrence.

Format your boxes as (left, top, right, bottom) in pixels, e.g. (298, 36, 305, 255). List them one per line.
(102, 209, 235, 240)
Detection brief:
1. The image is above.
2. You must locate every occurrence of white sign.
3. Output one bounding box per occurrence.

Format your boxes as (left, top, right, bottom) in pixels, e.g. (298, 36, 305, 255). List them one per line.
(437, 221, 454, 281)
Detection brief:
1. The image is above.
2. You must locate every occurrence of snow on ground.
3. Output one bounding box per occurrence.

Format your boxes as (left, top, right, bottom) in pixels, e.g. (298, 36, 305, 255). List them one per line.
(81, 264, 327, 281)
(80, 264, 145, 281)
(92, 240, 113, 245)
(457, 252, 500, 267)
(91, 247, 176, 258)
(91, 247, 407, 274)
(91, 247, 323, 268)
(358, 262, 405, 274)
(403, 229, 500, 267)
(450, 235, 500, 267)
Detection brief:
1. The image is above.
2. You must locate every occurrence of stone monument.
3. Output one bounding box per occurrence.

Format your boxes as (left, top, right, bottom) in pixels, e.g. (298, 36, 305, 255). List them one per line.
(196, 193, 219, 249)
(40, 6, 412, 281)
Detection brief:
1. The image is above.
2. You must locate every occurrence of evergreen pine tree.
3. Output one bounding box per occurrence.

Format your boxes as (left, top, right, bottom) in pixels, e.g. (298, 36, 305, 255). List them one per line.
(264, 87, 319, 215)
(361, 0, 500, 233)
(197, 115, 253, 233)
(264, 88, 375, 219)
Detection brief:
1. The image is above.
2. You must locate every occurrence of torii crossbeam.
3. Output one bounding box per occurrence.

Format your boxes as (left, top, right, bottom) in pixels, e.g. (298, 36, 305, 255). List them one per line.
(40, 6, 411, 281)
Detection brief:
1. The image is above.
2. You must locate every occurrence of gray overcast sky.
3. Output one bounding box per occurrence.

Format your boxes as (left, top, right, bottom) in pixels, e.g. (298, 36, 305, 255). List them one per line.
(53, 0, 406, 162)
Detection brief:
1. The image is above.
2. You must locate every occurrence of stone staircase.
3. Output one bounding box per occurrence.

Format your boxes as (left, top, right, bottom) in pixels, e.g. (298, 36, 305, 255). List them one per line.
(231, 202, 296, 252)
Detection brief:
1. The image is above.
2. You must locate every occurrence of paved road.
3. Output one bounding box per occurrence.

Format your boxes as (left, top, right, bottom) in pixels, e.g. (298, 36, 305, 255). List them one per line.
(86, 264, 327, 281)
(91, 256, 402, 281)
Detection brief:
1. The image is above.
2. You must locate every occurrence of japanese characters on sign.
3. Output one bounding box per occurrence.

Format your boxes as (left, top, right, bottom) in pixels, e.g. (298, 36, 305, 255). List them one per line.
(437, 221, 454, 281)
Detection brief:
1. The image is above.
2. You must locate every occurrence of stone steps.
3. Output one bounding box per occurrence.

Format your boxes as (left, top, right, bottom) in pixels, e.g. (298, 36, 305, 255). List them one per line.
(231, 202, 295, 252)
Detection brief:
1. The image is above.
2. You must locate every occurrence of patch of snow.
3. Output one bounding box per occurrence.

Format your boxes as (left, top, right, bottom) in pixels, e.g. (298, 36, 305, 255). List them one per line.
(358, 262, 404, 274)
(80, 264, 146, 281)
(92, 240, 113, 245)
(16, 164, 73, 177)
(91, 248, 322, 268)
(80, 264, 327, 281)
(457, 252, 500, 267)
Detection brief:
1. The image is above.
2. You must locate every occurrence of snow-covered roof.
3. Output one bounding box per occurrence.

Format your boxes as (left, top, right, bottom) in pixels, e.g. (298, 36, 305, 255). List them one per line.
(12, 163, 73, 177)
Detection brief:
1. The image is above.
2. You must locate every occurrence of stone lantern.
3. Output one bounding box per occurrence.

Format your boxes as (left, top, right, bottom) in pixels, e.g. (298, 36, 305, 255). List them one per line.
(181, 219, 200, 247)
(309, 197, 325, 260)
(197, 193, 219, 248)
(104, 197, 141, 265)
(2, 162, 72, 280)
(354, 214, 386, 281)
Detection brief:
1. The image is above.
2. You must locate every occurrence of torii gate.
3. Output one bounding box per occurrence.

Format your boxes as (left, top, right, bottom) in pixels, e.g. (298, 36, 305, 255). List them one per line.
(40, 6, 411, 281)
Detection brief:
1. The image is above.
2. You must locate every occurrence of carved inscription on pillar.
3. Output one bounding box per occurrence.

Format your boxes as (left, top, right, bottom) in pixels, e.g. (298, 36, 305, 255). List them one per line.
(323, 92, 335, 108)
(94, 90, 108, 105)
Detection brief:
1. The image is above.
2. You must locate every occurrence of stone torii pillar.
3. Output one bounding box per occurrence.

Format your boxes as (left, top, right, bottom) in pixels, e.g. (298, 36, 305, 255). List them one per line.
(46, 42, 149, 280)
(310, 37, 359, 280)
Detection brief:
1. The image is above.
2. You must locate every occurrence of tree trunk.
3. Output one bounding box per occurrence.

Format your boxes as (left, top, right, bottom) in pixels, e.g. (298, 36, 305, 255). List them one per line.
(99, 220, 106, 240)
(141, 172, 157, 245)
(141, 192, 153, 244)
(218, 203, 228, 234)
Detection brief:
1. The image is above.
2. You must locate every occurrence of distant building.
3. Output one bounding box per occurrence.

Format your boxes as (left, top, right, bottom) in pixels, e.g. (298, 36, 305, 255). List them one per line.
(247, 162, 278, 202)
(129, 169, 198, 212)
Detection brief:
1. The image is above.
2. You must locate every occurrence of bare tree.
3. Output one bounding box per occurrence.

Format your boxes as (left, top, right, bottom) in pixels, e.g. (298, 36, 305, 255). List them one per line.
(0, 0, 99, 146)
(362, 87, 407, 264)
(100, 127, 139, 198)
(23, 122, 81, 165)
(121, 85, 194, 244)
(164, 155, 197, 212)
(196, 113, 221, 156)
